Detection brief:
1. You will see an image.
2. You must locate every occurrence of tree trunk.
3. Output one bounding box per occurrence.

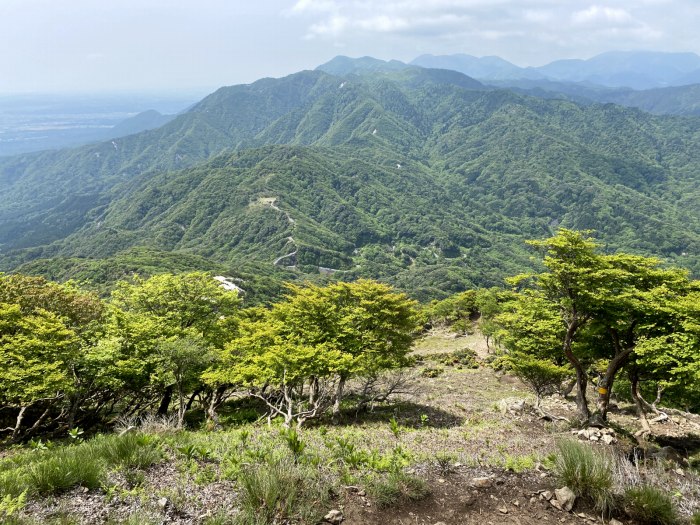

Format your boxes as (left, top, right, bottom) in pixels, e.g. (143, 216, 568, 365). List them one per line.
(591, 348, 633, 426)
(10, 406, 28, 442)
(332, 376, 346, 418)
(562, 319, 589, 421)
(308, 377, 318, 406)
(185, 389, 201, 412)
(177, 385, 185, 429)
(157, 385, 173, 416)
(206, 386, 227, 426)
(629, 371, 651, 435)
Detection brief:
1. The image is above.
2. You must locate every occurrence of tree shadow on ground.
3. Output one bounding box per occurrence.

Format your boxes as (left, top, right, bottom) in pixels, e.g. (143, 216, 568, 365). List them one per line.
(653, 433, 700, 458)
(331, 400, 465, 429)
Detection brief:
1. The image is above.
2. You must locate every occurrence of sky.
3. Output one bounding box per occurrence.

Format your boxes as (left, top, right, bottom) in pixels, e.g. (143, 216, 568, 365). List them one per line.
(2, 0, 700, 94)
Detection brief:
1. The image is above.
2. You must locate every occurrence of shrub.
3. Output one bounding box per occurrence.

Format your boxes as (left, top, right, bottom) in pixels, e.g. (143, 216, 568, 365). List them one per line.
(424, 349, 479, 369)
(420, 367, 443, 378)
(366, 471, 430, 509)
(554, 439, 614, 513)
(623, 485, 679, 525)
(506, 352, 571, 406)
(691, 513, 700, 525)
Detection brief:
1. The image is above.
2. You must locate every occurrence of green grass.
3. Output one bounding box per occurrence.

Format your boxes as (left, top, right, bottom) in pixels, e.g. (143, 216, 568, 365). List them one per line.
(0, 432, 163, 498)
(23, 447, 104, 495)
(234, 457, 333, 525)
(94, 433, 163, 470)
(553, 439, 615, 513)
(623, 485, 679, 525)
(366, 471, 431, 509)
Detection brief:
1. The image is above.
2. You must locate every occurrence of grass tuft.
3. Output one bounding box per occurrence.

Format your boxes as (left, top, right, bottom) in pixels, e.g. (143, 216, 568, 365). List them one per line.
(554, 439, 615, 513)
(367, 471, 431, 509)
(623, 485, 679, 525)
(235, 457, 332, 525)
(24, 446, 104, 495)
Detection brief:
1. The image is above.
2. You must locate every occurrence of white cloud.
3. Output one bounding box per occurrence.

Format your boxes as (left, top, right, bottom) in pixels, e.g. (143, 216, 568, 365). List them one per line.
(292, 0, 336, 13)
(284, 0, 700, 66)
(571, 5, 633, 25)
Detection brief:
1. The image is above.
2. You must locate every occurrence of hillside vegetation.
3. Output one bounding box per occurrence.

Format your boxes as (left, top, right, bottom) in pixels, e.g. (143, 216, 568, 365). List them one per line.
(1, 231, 699, 524)
(1, 64, 700, 297)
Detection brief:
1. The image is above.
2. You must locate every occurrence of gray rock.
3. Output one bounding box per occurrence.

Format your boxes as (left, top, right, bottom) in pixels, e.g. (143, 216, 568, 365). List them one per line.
(324, 509, 344, 524)
(601, 434, 615, 445)
(157, 497, 169, 509)
(472, 476, 494, 488)
(554, 486, 576, 512)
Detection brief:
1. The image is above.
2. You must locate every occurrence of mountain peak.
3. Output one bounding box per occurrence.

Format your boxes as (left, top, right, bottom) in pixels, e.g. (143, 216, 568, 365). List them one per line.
(316, 56, 410, 76)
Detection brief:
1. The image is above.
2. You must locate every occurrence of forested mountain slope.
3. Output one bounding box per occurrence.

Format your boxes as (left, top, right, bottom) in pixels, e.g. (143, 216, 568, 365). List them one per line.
(1, 62, 700, 298)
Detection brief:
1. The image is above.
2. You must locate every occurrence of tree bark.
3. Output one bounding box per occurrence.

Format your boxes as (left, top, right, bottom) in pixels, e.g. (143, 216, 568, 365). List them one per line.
(185, 389, 201, 412)
(591, 346, 633, 426)
(10, 406, 28, 442)
(206, 386, 227, 426)
(332, 376, 346, 418)
(629, 371, 651, 435)
(562, 319, 590, 421)
(157, 385, 173, 416)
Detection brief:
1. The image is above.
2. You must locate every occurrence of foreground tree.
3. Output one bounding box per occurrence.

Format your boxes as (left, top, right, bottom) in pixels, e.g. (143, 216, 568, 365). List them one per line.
(505, 229, 697, 425)
(105, 272, 240, 422)
(0, 274, 104, 441)
(206, 280, 419, 427)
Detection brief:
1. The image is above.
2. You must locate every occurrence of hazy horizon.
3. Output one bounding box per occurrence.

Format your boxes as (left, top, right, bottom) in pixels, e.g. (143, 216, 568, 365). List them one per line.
(3, 1, 700, 95)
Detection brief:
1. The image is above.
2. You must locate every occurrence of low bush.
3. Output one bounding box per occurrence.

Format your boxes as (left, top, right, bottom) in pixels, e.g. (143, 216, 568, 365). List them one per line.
(420, 367, 443, 378)
(554, 439, 615, 513)
(623, 485, 679, 525)
(424, 349, 479, 369)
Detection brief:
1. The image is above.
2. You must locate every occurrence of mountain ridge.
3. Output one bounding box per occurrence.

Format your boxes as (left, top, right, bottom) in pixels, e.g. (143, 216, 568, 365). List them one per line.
(1, 63, 699, 298)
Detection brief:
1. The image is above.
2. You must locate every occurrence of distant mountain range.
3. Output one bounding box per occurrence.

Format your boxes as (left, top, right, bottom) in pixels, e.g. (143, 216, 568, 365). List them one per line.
(320, 53, 700, 117)
(411, 51, 700, 89)
(1, 57, 699, 300)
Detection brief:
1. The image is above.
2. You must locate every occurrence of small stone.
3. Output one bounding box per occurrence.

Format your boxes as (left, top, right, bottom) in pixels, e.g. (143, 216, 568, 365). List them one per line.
(472, 476, 494, 488)
(577, 512, 587, 518)
(498, 507, 508, 514)
(324, 509, 344, 524)
(541, 490, 554, 501)
(675, 468, 685, 476)
(554, 486, 576, 512)
(358, 489, 366, 496)
(589, 434, 600, 441)
(438, 478, 446, 483)
(157, 497, 169, 509)
(609, 520, 624, 525)
(530, 497, 538, 504)
(512, 499, 520, 507)
(550, 498, 563, 510)
(601, 434, 615, 445)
